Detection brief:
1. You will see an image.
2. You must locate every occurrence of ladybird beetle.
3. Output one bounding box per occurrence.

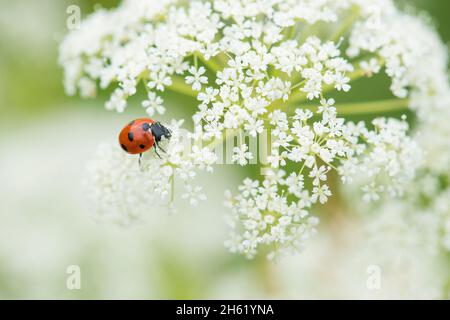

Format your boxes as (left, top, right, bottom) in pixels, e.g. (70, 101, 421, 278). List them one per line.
(118, 118, 171, 161)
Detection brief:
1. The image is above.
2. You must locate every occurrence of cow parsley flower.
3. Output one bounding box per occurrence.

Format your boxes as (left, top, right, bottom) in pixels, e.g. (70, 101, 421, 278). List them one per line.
(186, 66, 208, 91)
(142, 92, 165, 116)
(60, 0, 450, 259)
(224, 171, 319, 259)
(232, 144, 253, 166)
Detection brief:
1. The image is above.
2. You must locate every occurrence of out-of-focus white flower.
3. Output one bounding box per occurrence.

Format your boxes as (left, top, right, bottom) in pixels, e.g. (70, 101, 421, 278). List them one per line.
(359, 58, 381, 77)
(347, 8, 449, 119)
(346, 102, 450, 255)
(142, 92, 165, 116)
(182, 185, 207, 206)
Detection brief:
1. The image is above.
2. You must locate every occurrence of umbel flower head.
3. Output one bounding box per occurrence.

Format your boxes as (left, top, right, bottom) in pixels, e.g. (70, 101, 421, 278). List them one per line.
(60, 0, 450, 259)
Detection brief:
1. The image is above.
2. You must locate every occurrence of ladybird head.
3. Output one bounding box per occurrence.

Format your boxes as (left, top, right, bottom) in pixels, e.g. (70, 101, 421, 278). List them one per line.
(150, 122, 172, 142)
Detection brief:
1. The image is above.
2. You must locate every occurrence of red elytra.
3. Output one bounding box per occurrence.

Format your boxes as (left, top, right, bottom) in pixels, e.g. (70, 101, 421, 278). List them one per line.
(118, 118, 156, 155)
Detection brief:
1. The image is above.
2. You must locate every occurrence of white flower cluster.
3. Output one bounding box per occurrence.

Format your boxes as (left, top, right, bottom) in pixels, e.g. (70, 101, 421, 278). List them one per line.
(60, 0, 449, 258)
(224, 172, 319, 259)
(193, 35, 354, 141)
(225, 100, 419, 257)
(344, 117, 421, 201)
(353, 103, 450, 255)
(347, 5, 449, 119)
(84, 121, 217, 224)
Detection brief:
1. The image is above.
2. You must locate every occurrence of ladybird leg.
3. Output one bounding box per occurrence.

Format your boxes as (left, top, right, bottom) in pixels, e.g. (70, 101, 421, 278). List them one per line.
(139, 153, 143, 167)
(153, 146, 162, 159)
(155, 140, 167, 153)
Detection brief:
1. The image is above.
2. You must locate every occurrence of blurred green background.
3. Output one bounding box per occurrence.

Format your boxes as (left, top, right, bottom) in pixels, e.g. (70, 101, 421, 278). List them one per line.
(0, 0, 449, 299)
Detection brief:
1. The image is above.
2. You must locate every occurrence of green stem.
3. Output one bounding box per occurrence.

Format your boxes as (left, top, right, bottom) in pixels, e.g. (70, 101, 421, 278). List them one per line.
(168, 76, 198, 98)
(170, 175, 175, 203)
(255, 251, 279, 297)
(333, 98, 409, 115)
(198, 54, 223, 73)
(216, 52, 230, 67)
(328, 6, 361, 42)
(286, 98, 409, 116)
(194, 54, 198, 69)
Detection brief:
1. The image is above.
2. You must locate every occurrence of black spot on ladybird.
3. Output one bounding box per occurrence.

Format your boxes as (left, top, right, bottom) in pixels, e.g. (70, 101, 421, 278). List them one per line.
(142, 123, 151, 131)
(121, 144, 128, 152)
(128, 132, 134, 142)
(139, 144, 146, 149)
